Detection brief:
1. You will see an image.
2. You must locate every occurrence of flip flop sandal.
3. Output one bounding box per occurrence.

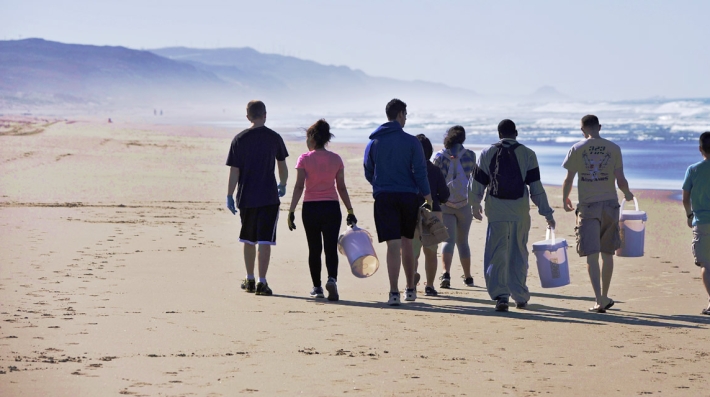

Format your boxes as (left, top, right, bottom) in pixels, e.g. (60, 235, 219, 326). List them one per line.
(604, 299, 615, 310)
(588, 305, 606, 313)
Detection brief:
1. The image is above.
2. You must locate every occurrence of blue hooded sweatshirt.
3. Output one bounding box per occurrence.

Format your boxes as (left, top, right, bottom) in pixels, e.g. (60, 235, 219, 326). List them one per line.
(364, 121, 431, 198)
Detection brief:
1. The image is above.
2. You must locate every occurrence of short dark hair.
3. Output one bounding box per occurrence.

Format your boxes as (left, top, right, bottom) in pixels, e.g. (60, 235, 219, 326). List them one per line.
(444, 125, 466, 149)
(701, 131, 710, 153)
(386, 98, 407, 121)
(416, 134, 433, 160)
(498, 119, 517, 138)
(581, 114, 600, 128)
(306, 119, 334, 149)
(246, 100, 266, 119)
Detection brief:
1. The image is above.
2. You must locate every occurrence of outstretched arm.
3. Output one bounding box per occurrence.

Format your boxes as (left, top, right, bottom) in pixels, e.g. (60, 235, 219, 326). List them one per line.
(562, 169, 576, 212)
(614, 168, 633, 201)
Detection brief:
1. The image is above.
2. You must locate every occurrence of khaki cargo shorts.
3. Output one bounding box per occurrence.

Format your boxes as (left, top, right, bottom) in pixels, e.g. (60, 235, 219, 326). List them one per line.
(692, 224, 710, 267)
(575, 199, 621, 256)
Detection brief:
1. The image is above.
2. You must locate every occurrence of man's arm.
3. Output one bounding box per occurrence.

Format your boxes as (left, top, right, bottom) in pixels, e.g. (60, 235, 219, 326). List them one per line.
(682, 190, 693, 228)
(228, 166, 240, 196)
(526, 152, 554, 228)
(363, 141, 375, 183)
(277, 160, 288, 197)
(411, 142, 431, 197)
(562, 169, 576, 212)
(614, 168, 633, 201)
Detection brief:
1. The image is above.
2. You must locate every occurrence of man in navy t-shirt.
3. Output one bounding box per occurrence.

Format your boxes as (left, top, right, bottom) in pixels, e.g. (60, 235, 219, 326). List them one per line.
(226, 100, 289, 296)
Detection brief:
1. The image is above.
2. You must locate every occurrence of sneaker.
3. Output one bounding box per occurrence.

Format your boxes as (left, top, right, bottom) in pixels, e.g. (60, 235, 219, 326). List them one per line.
(424, 286, 438, 296)
(325, 278, 339, 302)
(405, 288, 416, 302)
(439, 272, 451, 289)
(495, 299, 509, 312)
(515, 301, 528, 309)
(241, 278, 256, 293)
(387, 292, 401, 306)
(310, 286, 324, 298)
(255, 282, 272, 296)
(462, 275, 474, 287)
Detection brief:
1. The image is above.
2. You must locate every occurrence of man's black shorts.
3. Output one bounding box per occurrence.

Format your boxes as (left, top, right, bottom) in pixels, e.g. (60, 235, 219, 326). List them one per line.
(239, 204, 280, 245)
(374, 192, 420, 242)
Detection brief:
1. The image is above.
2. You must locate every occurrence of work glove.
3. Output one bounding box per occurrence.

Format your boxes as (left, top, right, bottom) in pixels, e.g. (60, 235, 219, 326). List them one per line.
(287, 211, 296, 231)
(421, 200, 433, 212)
(346, 208, 357, 226)
(546, 218, 556, 230)
(623, 191, 634, 202)
(226, 196, 237, 215)
(277, 183, 287, 198)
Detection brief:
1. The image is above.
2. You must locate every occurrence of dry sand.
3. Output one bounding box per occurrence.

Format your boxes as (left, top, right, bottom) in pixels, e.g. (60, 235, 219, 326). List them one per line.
(1, 118, 709, 396)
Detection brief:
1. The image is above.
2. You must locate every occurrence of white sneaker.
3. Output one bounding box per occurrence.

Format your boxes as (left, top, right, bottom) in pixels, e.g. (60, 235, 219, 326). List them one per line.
(325, 278, 339, 302)
(405, 288, 416, 302)
(388, 292, 401, 306)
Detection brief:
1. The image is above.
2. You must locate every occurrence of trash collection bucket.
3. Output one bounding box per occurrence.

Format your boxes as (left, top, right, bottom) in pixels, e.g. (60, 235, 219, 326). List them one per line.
(337, 225, 379, 278)
(616, 197, 647, 257)
(531, 228, 570, 288)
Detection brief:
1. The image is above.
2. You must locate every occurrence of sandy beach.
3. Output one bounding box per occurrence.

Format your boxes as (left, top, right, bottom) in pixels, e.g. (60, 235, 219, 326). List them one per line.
(1, 118, 709, 396)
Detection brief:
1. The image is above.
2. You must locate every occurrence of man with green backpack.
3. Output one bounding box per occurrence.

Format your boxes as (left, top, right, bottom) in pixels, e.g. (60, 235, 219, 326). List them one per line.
(471, 119, 556, 312)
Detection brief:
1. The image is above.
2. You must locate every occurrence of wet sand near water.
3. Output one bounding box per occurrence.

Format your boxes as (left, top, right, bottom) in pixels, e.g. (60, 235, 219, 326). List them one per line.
(1, 119, 708, 396)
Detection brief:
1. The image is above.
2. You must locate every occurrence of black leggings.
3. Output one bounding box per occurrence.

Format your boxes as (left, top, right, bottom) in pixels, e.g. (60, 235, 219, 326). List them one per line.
(302, 201, 342, 287)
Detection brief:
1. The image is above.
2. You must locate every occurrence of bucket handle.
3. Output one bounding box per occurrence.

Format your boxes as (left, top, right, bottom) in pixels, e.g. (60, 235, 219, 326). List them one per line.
(620, 197, 639, 218)
(546, 227, 556, 244)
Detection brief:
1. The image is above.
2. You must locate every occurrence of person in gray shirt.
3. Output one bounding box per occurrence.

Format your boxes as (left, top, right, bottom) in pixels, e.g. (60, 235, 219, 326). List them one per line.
(471, 119, 555, 312)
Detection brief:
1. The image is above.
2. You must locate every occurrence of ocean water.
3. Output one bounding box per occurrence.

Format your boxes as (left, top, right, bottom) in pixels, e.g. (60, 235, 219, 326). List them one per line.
(208, 98, 710, 190)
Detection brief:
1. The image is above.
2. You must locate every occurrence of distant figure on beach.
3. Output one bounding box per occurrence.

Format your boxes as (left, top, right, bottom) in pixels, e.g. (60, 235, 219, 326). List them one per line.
(364, 99, 433, 305)
(108, 118, 112, 123)
(226, 100, 289, 296)
(432, 126, 477, 289)
(287, 119, 357, 302)
(160, 110, 163, 116)
(154, 109, 157, 116)
(561, 115, 633, 313)
(413, 134, 450, 296)
(472, 119, 555, 311)
(681, 131, 710, 315)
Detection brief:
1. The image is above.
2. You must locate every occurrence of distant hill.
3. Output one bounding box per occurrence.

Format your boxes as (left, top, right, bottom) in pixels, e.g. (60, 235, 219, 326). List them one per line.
(529, 85, 569, 101)
(0, 39, 478, 111)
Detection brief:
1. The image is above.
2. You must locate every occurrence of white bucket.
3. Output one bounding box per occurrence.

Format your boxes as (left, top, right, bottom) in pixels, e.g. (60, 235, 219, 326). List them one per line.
(337, 225, 379, 278)
(531, 228, 570, 288)
(616, 197, 647, 257)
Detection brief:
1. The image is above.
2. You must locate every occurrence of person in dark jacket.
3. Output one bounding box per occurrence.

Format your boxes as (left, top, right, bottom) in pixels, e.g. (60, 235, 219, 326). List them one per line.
(413, 134, 450, 296)
(364, 98, 433, 305)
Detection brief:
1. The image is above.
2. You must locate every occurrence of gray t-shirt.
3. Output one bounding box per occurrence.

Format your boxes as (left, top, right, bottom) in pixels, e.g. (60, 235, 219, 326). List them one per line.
(562, 137, 623, 204)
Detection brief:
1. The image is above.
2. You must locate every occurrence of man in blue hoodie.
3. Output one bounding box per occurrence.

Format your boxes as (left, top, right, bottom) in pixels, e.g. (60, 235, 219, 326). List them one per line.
(364, 99, 433, 306)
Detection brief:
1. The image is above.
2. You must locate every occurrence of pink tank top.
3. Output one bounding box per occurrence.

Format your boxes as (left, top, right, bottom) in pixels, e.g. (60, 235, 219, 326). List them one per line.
(295, 150, 344, 202)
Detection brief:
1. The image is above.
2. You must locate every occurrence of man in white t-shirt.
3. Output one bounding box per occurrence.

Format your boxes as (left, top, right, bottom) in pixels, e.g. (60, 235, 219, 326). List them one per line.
(562, 115, 634, 313)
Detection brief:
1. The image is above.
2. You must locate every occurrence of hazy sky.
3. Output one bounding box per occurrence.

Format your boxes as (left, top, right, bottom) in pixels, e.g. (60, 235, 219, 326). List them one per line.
(2, 0, 709, 100)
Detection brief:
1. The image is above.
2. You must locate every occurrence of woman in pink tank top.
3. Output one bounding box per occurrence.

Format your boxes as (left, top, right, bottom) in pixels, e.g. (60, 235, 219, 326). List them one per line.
(287, 119, 357, 301)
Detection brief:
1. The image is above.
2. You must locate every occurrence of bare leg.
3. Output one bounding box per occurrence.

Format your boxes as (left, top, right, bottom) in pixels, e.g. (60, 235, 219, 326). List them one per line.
(702, 265, 710, 310)
(401, 237, 415, 289)
(441, 252, 453, 274)
(257, 244, 271, 278)
(461, 257, 472, 279)
(244, 243, 256, 276)
(424, 247, 438, 287)
(586, 253, 603, 306)
(600, 252, 614, 301)
(386, 240, 402, 292)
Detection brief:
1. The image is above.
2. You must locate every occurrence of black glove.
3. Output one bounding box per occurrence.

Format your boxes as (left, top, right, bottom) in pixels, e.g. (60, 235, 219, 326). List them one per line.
(421, 202, 432, 211)
(287, 211, 296, 231)
(346, 213, 357, 226)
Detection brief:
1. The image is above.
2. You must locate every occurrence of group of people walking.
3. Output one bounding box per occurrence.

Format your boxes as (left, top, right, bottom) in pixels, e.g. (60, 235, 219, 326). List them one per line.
(226, 99, 710, 315)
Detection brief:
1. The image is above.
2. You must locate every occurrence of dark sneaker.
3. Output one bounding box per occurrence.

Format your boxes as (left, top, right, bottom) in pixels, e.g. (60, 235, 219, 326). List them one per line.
(241, 278, 256, 293)
(325, 278, 339, 302)
(439, 272, 451, 289)
(495, 299, 509, 312)
(387, 292, 401, 306)
(255, 282, 272, 296)
(515, 301, 528, 309)
(425, 286, 438, 296)
(462, 276, 474, 287)
(310, 286, 324, 298)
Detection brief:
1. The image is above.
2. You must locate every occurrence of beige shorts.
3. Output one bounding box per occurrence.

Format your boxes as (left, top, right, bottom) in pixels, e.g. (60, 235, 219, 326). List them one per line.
(575, 199, 621, 256)
(692, 224, 710, 267)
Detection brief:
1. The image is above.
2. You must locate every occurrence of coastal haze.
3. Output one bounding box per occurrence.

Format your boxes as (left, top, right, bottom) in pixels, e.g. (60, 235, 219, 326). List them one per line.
(2, 1, 710, 396)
